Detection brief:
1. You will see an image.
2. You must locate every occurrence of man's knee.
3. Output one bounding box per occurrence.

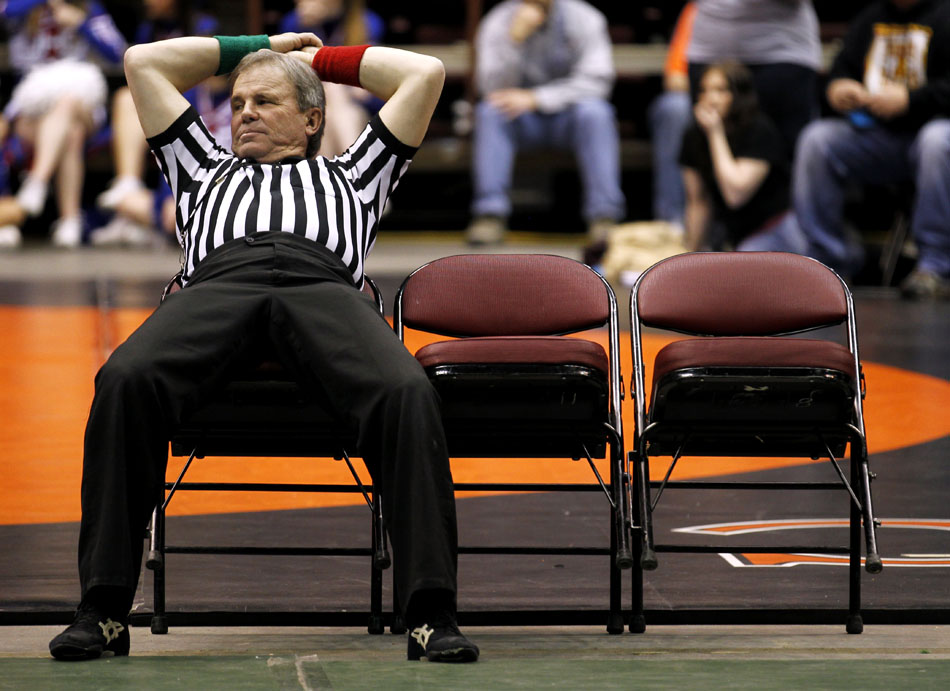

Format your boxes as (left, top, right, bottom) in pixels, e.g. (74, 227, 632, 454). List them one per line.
(796, 119, 840, 160)
(649, 91, 691, 127)
(382, 368, 439, 409)
(914, 120, 950, 169)
(571, 99, 616, 129)
(94, 345, 154, 397)
(474, 100, 506, 128)
(794, 119, 856, 184)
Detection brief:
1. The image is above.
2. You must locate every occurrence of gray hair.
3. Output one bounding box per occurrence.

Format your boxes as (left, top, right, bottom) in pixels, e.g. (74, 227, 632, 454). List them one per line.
(229, 50, 327, 157)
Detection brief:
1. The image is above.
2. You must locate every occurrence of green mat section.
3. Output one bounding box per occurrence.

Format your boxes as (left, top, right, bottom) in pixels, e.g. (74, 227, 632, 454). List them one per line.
(2, 657, 948, 690)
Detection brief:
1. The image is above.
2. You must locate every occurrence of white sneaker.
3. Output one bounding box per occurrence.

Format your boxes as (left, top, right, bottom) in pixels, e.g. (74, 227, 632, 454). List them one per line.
(96, 176, 144, 211)
(0, 225, 22, 248)
(51, 216, 83, 248)
(90, 216, 154, 247)
(465, 215, 506, 245)
(587, 218, 616, 244)
(121, 219, 155, 247)
(16, 176, 48, 217)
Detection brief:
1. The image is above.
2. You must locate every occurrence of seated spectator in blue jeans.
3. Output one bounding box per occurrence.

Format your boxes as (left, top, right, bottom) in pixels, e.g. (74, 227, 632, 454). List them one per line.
(648, 1, 695, 230)
(793, 0, 950, 299)
(467, 0, 626, 247)
(679, 62, 807, 254)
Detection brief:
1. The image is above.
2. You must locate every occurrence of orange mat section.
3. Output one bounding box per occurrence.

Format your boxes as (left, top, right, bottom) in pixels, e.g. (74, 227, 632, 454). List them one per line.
(2, 304, 949, 525)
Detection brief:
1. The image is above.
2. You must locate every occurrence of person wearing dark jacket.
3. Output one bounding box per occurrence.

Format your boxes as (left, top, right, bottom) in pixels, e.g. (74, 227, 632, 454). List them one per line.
(680, 61, 808, 253)
(792, 0, 950, 298)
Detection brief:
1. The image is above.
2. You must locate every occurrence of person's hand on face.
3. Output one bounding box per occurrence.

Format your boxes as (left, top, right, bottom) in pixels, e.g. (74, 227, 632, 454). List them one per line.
(509, 0, 549, 43)
(693, 102, 724, 134)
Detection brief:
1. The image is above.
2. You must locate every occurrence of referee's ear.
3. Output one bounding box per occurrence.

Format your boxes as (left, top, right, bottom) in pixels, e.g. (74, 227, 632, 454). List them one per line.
(304, 107, 323, 138)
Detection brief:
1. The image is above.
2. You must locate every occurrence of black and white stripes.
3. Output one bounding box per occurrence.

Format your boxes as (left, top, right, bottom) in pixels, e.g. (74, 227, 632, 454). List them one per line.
(148, 107, 415, 287)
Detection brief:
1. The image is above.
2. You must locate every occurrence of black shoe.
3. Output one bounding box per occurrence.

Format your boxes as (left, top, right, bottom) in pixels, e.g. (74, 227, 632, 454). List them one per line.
(407, 621, 479, 662)
(49, 602, 130, 660)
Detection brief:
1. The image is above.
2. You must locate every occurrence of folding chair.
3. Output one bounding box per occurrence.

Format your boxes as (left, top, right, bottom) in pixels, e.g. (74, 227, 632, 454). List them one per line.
(146, 277, 392, 635)
(394, 253, 632, 634)
(629, 252, 882, 634)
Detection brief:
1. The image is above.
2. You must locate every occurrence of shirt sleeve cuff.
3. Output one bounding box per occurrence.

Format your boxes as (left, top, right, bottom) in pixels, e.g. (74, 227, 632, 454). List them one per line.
(368, 113, 419, 159)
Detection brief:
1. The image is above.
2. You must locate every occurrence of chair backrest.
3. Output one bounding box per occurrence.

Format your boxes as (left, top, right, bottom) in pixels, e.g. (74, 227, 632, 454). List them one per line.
(398, 254, 609, 337)
(635, 252, 849, 336)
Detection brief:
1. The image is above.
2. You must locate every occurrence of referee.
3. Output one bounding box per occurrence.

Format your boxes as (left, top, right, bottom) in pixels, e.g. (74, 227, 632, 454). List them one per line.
(49, 32, 479, 663)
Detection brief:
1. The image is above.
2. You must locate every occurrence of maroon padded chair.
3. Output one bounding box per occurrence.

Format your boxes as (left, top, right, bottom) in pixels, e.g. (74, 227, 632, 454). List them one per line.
(394, 253, 631, 634)
(147, 277, 392, 636)
(629, 252, 882, 634)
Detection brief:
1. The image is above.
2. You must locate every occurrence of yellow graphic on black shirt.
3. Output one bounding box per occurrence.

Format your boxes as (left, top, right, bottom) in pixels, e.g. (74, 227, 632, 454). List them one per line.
(865, 23, 932, 92)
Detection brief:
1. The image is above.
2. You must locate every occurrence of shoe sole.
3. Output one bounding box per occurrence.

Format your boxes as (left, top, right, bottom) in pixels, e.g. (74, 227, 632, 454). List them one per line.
(425, 647, 479, 663)
(50, 644, 129, 661)
(50, 643, 104, 660)
(50, 639, 130, 661)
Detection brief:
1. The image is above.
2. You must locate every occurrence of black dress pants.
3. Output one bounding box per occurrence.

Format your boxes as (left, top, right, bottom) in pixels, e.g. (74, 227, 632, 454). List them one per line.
(77, 232, 459, 614)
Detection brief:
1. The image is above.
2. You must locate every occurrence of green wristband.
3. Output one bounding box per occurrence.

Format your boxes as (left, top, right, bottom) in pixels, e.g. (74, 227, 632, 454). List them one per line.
(214, 35, 271, 75)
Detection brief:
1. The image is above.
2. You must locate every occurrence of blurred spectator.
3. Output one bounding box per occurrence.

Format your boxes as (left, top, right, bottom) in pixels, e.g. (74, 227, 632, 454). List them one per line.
(687, 0, 821, 159)
(467, 0, 626, 247)
(680, 62, 807, 253)
(1, 0, 126, 248)
(793, 0, 950, 299)
(631, 1, 688, 43)
(0, 116, 28, 248)
(280, 0, 384, 157)
(91, 0, 221, 246)
(647, 1, 695, 229)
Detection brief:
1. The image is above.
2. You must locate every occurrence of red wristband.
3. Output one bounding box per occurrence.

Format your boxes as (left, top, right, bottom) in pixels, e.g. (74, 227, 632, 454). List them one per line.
(311, 45, 370, 87)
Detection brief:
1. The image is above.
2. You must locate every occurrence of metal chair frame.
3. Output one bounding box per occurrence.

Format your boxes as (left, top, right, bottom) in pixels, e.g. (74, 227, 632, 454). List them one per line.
(394, 254, 632, 634)
(147, 277, 394, 635)
(628, 252, 882, 634)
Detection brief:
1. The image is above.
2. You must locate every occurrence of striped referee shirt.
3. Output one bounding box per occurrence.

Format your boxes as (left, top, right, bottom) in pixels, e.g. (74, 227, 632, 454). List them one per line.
(148, 106, 417, 287)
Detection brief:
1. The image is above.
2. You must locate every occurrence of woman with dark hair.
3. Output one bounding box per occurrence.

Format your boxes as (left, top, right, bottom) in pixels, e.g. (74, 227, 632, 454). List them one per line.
(679, 61, 808, 253)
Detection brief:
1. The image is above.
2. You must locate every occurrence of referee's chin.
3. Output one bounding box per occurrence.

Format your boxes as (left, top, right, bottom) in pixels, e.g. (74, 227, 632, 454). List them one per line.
(235, 144, 303, 164)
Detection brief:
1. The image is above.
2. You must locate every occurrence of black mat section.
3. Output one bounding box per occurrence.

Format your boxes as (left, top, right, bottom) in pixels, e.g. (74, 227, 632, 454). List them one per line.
(2, 432, 947, 622)
(1, 286, 947, 625)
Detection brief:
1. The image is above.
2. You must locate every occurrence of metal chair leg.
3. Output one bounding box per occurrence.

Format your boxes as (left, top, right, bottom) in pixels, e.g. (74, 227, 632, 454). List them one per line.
(847, 465, 864, 635)
(609, 432, 633, 570)
(373, 491, 391, 571)
(608, 516, 624, 634)
(628, 452, 646, 633)
(635, 449, 658, 570)
(858, 450, 883, 574)
(147, 493, 168, 635)
(368, 489, 387, 634)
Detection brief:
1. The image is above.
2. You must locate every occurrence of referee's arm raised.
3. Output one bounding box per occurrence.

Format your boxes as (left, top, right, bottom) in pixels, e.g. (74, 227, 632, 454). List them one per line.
(286, 45, 445, 149)
(355, 47, 446, 148)
(123, 33, 323, 140)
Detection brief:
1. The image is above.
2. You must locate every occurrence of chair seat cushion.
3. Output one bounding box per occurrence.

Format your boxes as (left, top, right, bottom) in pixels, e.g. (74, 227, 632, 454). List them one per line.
(415, 336, 609, 373)
(653, 337, 857, 384)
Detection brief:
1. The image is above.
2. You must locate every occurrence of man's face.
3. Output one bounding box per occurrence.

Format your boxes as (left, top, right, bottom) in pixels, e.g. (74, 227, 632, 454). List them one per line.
(230, 64, 321, 163)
